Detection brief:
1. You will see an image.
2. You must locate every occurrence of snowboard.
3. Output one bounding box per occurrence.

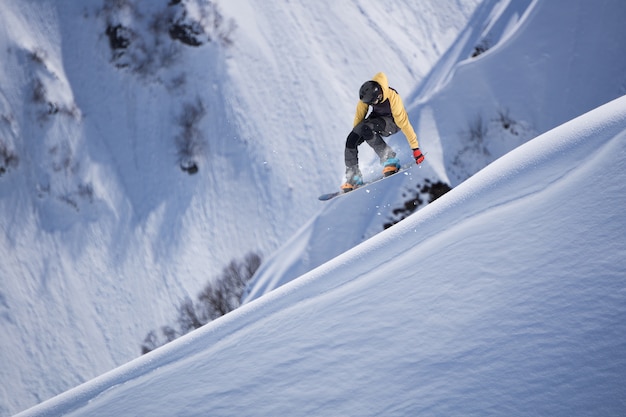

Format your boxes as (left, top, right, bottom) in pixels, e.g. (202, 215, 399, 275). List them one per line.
(318, 164, 413, 201)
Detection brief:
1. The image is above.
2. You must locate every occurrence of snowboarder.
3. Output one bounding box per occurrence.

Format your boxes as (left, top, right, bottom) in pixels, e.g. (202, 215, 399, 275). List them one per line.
(341, 72, 425, 192)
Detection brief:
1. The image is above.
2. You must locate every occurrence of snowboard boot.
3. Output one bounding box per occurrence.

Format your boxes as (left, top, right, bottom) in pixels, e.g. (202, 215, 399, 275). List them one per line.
(382, 157, 401, 177)
(341, 166, 364, 193)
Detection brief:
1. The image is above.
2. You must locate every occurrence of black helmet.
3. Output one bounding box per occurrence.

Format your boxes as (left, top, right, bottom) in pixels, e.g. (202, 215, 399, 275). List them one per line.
(359, 81, 383, 105)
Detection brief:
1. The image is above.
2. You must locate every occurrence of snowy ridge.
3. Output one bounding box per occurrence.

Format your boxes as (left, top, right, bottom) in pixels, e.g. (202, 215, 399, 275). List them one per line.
(0, 0, 480, 414)
(243, 0, 626, 303)
(409, 0, 538, 102)
(17, 95, 626, 416)
(412, 0, 626, 185)
(2, 0, 626, 415)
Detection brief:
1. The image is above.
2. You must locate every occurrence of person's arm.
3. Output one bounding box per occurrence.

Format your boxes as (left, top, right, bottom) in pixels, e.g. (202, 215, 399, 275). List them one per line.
(388, 90, 419, 149)
(353, 101, 369, 127)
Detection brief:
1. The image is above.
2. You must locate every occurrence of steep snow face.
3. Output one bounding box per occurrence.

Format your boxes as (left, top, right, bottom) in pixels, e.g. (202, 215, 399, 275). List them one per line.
(0, 0, 480, 415)
(243, 0, 626, 303)
(412, 0, 626, 185)
(16, 94, 626, 417)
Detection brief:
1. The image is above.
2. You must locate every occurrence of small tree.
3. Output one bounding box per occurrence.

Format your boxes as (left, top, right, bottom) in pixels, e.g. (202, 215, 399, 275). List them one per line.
(140, 251, 262, 354)
(471, 38, 490, 58)
(496, 108, 519, 135)
(176, 98, 206, 174)
(0, 139, 19, 176)
(469, 114, 488, 144)
(141, 330, 159, 354)
(197, 252, 262, 321)
(177, 296, 205, 333)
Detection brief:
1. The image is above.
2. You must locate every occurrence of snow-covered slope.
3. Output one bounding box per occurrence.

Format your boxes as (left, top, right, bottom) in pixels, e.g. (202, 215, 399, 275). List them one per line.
(244, 0, 626, 303)
(0, 0, 480, 415)
(3, 0, 626, 415)
(18, 94, 626, 417)
(412, 0, 626, 185)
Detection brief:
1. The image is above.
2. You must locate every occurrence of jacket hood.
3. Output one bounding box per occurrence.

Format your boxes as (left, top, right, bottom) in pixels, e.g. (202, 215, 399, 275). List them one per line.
(371, 72, 390, 99)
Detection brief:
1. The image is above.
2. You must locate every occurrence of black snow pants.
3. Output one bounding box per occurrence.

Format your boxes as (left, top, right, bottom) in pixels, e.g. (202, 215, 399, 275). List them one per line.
(344, 115, 399, 170)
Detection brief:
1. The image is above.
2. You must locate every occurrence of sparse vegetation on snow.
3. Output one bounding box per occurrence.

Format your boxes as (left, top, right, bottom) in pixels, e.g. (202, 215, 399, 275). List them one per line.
(141, 252, 261, 354)
(2, 0, 626, 416)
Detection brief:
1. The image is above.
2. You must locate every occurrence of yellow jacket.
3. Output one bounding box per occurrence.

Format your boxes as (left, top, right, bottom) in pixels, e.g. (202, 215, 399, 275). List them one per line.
(353, 72, 419, 149)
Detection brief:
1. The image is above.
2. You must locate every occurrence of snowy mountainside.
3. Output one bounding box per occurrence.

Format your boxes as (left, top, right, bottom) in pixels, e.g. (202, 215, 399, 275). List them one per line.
(17, 94, 626, 417)
(412, 0, 626, 185)
(0, 0, 480, 415)
(244, 0, 626, 303)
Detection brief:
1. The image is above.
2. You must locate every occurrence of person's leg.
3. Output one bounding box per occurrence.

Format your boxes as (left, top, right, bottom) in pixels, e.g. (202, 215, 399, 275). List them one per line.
(344, 131, 363, 169)
(354, 117, 396, 163)
(342, 131, 365, 191)
(366, 133, 396, 161)
(364, 116, 401, 176)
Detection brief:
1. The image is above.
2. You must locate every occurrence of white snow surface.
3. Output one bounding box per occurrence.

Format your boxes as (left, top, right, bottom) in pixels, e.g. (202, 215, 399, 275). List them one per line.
(1, 0, 478, 414)
(17, 94, 626, 417)
(1, 0, 626, 415)
(243, 0, 626, 303)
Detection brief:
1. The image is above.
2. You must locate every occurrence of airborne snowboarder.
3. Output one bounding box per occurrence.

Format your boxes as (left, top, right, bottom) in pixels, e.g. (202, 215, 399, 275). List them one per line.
(341, 72, 425, 192)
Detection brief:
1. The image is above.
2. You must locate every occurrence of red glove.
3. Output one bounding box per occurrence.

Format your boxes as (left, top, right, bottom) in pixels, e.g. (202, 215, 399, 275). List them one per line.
(413, 148, 425, 164)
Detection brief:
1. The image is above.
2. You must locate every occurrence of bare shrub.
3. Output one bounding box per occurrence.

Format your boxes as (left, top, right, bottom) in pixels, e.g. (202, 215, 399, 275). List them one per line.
(55, 182, 95, 212)
(105, 24, 133, 54)
(197, 255, 259, 321)
(100, 0, 235, 78)
(177, 296, 204, 333)
(32, 78, 47, 104)
(496, 108, 519, 135)
(28, 47, 48, 65)
(0, 139, 19, 176)
(161, 325, 178, 343)
(176, 98, 206, 174)
(141, 252, 262, 354)
(141, 330, 159, 354)
(31, 70, 81, 121)
(167, 0, 236, 47)
(471, 38, 490, 58)
(384, 179, 452, 229)
(469, 114, 488, 144)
